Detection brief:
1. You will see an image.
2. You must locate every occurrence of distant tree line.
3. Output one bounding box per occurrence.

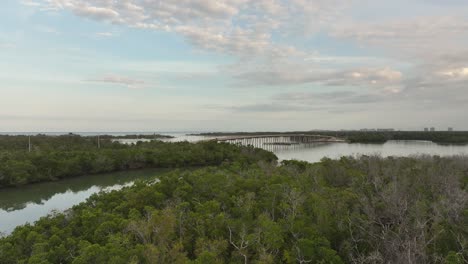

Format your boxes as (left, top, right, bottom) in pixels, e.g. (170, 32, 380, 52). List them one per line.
(196, 131, 468, 144)
(0, 134, 173, 152)
(326, 131, 468, 144)
(0, 134, 119, 151)
(0, 135, 276, 188)
(1, 155, 466, 263)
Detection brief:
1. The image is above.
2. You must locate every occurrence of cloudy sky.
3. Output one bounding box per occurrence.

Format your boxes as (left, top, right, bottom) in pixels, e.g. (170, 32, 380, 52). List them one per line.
(1, 0, 467, 132)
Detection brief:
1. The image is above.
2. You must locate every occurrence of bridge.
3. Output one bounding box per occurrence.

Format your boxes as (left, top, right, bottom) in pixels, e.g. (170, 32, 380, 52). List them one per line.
(208, 134, 346, 151)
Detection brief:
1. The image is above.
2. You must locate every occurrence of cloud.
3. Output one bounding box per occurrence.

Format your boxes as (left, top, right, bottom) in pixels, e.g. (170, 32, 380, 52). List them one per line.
(438, 67, 468, 79)
(329, 68, 402, 86)
(272, 90, 393, 105)
(25, 1, 468, 60)
(21, 0, 41, 7)
(206, 102, 327, 113)
(174, 25, 300, 58)
(0, 42, 15, 49)
(22, 1, 359, 80)
(230, 103, 313, 113)
(35, 0, 245, 27)
(233, 63, 403, 88)
(29, 0, 346, 59)
(86, 74, 146, 89)
(331, 16, 468, 55)
(25, 0, 468, 119)
(95, 32, 114, 37)
(35, 25, 60, 34)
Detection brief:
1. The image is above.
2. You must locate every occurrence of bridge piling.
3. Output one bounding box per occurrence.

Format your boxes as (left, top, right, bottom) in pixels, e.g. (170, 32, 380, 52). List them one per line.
(213, 133, 345, 146)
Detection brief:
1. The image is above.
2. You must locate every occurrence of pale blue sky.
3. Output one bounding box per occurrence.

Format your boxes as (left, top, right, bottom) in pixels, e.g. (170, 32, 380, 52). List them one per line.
(1, 0, 467, 132)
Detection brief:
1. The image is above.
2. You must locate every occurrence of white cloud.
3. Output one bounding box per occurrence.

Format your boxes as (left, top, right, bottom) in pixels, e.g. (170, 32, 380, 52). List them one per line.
(439, 67, 468, 79)
(232, 62, 403, 88)
(0, 42, 16, 49)
(35, 25, 60, 34)
(25, 0, 468, 115)
(29, 0, 348, 59)
(331, 16, 468, 60)
(37, 0, 246, 27)
(86, 74, 146, 89)
(21, 0, 41, 7)
(73, 5, 119, 20)
(95, 32, 114, 37)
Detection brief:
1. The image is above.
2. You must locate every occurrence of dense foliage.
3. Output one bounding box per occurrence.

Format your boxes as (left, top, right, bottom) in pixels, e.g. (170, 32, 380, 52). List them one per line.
(328, 131, 468, 144)
(1, 155, 466, 263)
(0, 134, 171, 151)
(198, 131, 468, 144)
(0, 134, 118, 151)
(0, 135, 276, 188)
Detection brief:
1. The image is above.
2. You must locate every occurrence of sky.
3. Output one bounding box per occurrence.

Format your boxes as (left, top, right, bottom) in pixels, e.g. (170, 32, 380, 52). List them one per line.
(1, 0, 467, 132)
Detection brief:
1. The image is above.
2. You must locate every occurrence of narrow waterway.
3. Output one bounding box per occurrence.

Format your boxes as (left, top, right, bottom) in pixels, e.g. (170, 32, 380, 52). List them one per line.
(2, 136, 468, 235)
(0, 169, 166, 235)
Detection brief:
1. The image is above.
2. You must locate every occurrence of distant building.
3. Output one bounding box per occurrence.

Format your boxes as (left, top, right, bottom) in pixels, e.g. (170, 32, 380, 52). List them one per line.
(377, 129, 395, 132)
(448, 127, 454, 131)
(430, 127, 435, 132)
(424, 128, 429, 132)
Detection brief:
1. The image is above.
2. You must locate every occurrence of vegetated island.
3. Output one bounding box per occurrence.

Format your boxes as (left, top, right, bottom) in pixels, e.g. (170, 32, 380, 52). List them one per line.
(0, 152, 466, 263)
(193, 131, 468, 145)
(0, 134, 274, 188)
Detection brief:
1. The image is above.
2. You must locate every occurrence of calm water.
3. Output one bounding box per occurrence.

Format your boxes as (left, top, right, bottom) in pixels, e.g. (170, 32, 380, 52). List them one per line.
(274, 140, 468, 162)
(0, 169, 166, 235)
(1, 136, 468, 235)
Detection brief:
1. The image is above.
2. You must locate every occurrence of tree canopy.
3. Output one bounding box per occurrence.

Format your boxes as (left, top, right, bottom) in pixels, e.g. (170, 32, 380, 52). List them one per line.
(0, 135, 276, 188)
(1, 154, 466, 263)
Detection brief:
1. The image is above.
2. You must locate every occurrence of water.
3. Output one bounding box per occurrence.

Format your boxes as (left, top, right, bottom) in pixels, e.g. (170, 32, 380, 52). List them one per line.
(2, 135, 468, 235)
(116, 133, 212, 144)
(0, 132, 213, 234)
(212, 137, 468, 162)
(0, 131, 213, 144)
(0, 169, 166, 235)
(273, 140, 468, 163)
(0, 132, 205, 139)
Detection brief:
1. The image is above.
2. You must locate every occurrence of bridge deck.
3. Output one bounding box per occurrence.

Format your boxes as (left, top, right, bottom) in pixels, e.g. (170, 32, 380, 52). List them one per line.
(207, 134, 346, 142)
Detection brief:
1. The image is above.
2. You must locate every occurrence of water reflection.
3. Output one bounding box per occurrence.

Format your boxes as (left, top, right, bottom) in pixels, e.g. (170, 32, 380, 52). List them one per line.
(2, 138, 468, 235)
(274, 140, 468, 163)
(0, 169, 165, 234)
